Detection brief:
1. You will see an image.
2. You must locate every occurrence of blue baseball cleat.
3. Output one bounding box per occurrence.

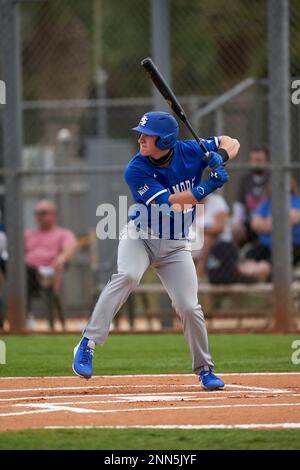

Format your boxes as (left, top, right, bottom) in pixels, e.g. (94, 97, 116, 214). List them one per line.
(199, 369, 225, 390)
(72, 337, 95, 379)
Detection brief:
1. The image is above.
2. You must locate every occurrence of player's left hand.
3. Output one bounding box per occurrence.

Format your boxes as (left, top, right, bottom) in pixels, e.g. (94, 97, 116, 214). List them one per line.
(207, 151, 224, 168)
(208, 166, 229, 188)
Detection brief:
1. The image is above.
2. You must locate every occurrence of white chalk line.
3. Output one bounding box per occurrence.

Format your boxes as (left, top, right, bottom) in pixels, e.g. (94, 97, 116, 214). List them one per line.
(0, 405, 93, 417)
(0, 408, 62, 417)
(1, 372, 300, 381)
(44, 423, 300, 430)
(0, 384, 291, 394)
(225, 384, 288, 393)
(0, 394, 206, 407)
(3, 393, 299, 407)
(0, 385, 201, 393)
(0, 396, 247, 407)
(0, 389, 291, 401)
(1, 401, 300, 417)
(2, 389, 298, 404)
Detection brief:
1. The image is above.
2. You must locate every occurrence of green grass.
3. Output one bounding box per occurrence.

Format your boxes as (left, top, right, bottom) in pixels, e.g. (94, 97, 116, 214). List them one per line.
(0, 333, 300, 376)
(0, 333, 300, 449)
(0, 429, 300, 450)
(1, 333, 189, 377)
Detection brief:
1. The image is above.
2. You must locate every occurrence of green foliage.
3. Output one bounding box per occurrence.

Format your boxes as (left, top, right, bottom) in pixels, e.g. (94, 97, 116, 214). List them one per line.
(171, 0, 267, 94)
(19, 0, 275, 100)
(101, 0, 151, 97)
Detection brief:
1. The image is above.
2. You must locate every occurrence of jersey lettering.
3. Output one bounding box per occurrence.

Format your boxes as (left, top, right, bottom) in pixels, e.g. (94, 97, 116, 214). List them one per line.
(172, 179, 194, 193)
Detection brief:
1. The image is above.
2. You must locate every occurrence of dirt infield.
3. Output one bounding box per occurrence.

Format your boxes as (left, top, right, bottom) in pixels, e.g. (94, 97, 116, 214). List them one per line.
(0, 373, 300, 432)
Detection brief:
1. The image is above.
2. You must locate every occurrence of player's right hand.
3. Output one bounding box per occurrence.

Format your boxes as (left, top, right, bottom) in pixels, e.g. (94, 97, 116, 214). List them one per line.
(207, 151, 223, 168)
(208, 166, 229, 189)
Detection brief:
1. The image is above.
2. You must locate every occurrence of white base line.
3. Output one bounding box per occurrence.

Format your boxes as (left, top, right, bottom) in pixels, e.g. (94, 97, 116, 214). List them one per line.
(5, 393, 299, 407)
(2, 390, 298, 404)
(44, 423, 300, 430)
(225, 384, 287, 392)
(0, 397, 238, 407)
(1, 372, 300, 380)
(0, 385, 203, 393)
(1, 401, 298, 417)
(0, 409, 60, 417)
(0, 381, 292, 394)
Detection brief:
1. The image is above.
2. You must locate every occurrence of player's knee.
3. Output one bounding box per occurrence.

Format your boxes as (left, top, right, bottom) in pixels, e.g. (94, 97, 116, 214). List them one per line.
(177, 303, 195, 317)
(122, 271, 141, 287)
(177, 303, 203, 320)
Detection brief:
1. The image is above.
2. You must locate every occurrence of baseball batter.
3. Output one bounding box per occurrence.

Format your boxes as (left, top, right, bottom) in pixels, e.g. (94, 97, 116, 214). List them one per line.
(73, 111, 240, 390)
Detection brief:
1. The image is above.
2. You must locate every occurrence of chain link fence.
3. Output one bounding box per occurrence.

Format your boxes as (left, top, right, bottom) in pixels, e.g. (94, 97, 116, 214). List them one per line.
(1, 0, 300, 331)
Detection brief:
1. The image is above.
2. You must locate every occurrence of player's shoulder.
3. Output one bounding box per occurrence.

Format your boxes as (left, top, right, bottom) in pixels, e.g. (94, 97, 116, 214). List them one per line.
(124, 152, 151, 182)
(175, 139, 198, 151)
(175, 137, 219, 154)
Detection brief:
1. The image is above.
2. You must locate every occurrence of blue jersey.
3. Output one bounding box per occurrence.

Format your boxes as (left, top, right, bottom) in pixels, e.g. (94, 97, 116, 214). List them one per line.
(124, 137, 220, 239)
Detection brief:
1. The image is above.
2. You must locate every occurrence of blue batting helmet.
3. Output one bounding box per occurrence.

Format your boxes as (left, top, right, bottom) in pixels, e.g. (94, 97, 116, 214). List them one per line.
(132, 111, 179, 150)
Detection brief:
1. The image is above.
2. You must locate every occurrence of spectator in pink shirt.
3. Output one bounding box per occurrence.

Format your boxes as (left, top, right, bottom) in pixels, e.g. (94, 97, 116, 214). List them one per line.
(25, 200, 78, 329)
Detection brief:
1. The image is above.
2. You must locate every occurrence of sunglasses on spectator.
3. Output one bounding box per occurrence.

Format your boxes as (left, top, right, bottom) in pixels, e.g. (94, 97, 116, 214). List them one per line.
(35, 210, 52, 216)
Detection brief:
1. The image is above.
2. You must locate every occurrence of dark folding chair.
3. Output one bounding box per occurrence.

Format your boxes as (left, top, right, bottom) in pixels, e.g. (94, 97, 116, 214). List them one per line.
(27, 266, 66, 331)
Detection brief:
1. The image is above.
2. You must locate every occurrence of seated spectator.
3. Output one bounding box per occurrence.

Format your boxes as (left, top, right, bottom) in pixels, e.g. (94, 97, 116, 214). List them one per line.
(232, 146, 269, 247)
(238, 178, 300, 281)
(191, 193, 240, 284)
(25, 200, 78, 329)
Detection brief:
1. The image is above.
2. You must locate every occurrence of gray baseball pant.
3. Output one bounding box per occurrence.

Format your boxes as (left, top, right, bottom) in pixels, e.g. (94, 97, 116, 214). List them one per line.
(84, 222, 214, 375)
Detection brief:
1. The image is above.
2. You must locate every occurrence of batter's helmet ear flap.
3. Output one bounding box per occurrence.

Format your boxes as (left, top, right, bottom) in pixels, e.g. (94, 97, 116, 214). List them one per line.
(155, 136, 161, 147)
(155, 132, 177, 150)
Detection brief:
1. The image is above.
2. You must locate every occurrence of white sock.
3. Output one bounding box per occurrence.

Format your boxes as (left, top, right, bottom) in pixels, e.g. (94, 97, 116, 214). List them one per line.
(87, 339, 96, 349)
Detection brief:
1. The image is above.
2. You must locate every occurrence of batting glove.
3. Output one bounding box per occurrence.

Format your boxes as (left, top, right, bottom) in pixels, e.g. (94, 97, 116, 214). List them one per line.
(191, 166, 229, 202)
(208, 166, 229, 189)
(208, 151, 223, 168)
(208, 149, 230, 168)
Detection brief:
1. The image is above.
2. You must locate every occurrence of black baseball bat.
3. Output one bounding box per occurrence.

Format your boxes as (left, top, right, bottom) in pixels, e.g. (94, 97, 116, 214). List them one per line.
(141, 57, 210, 160)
